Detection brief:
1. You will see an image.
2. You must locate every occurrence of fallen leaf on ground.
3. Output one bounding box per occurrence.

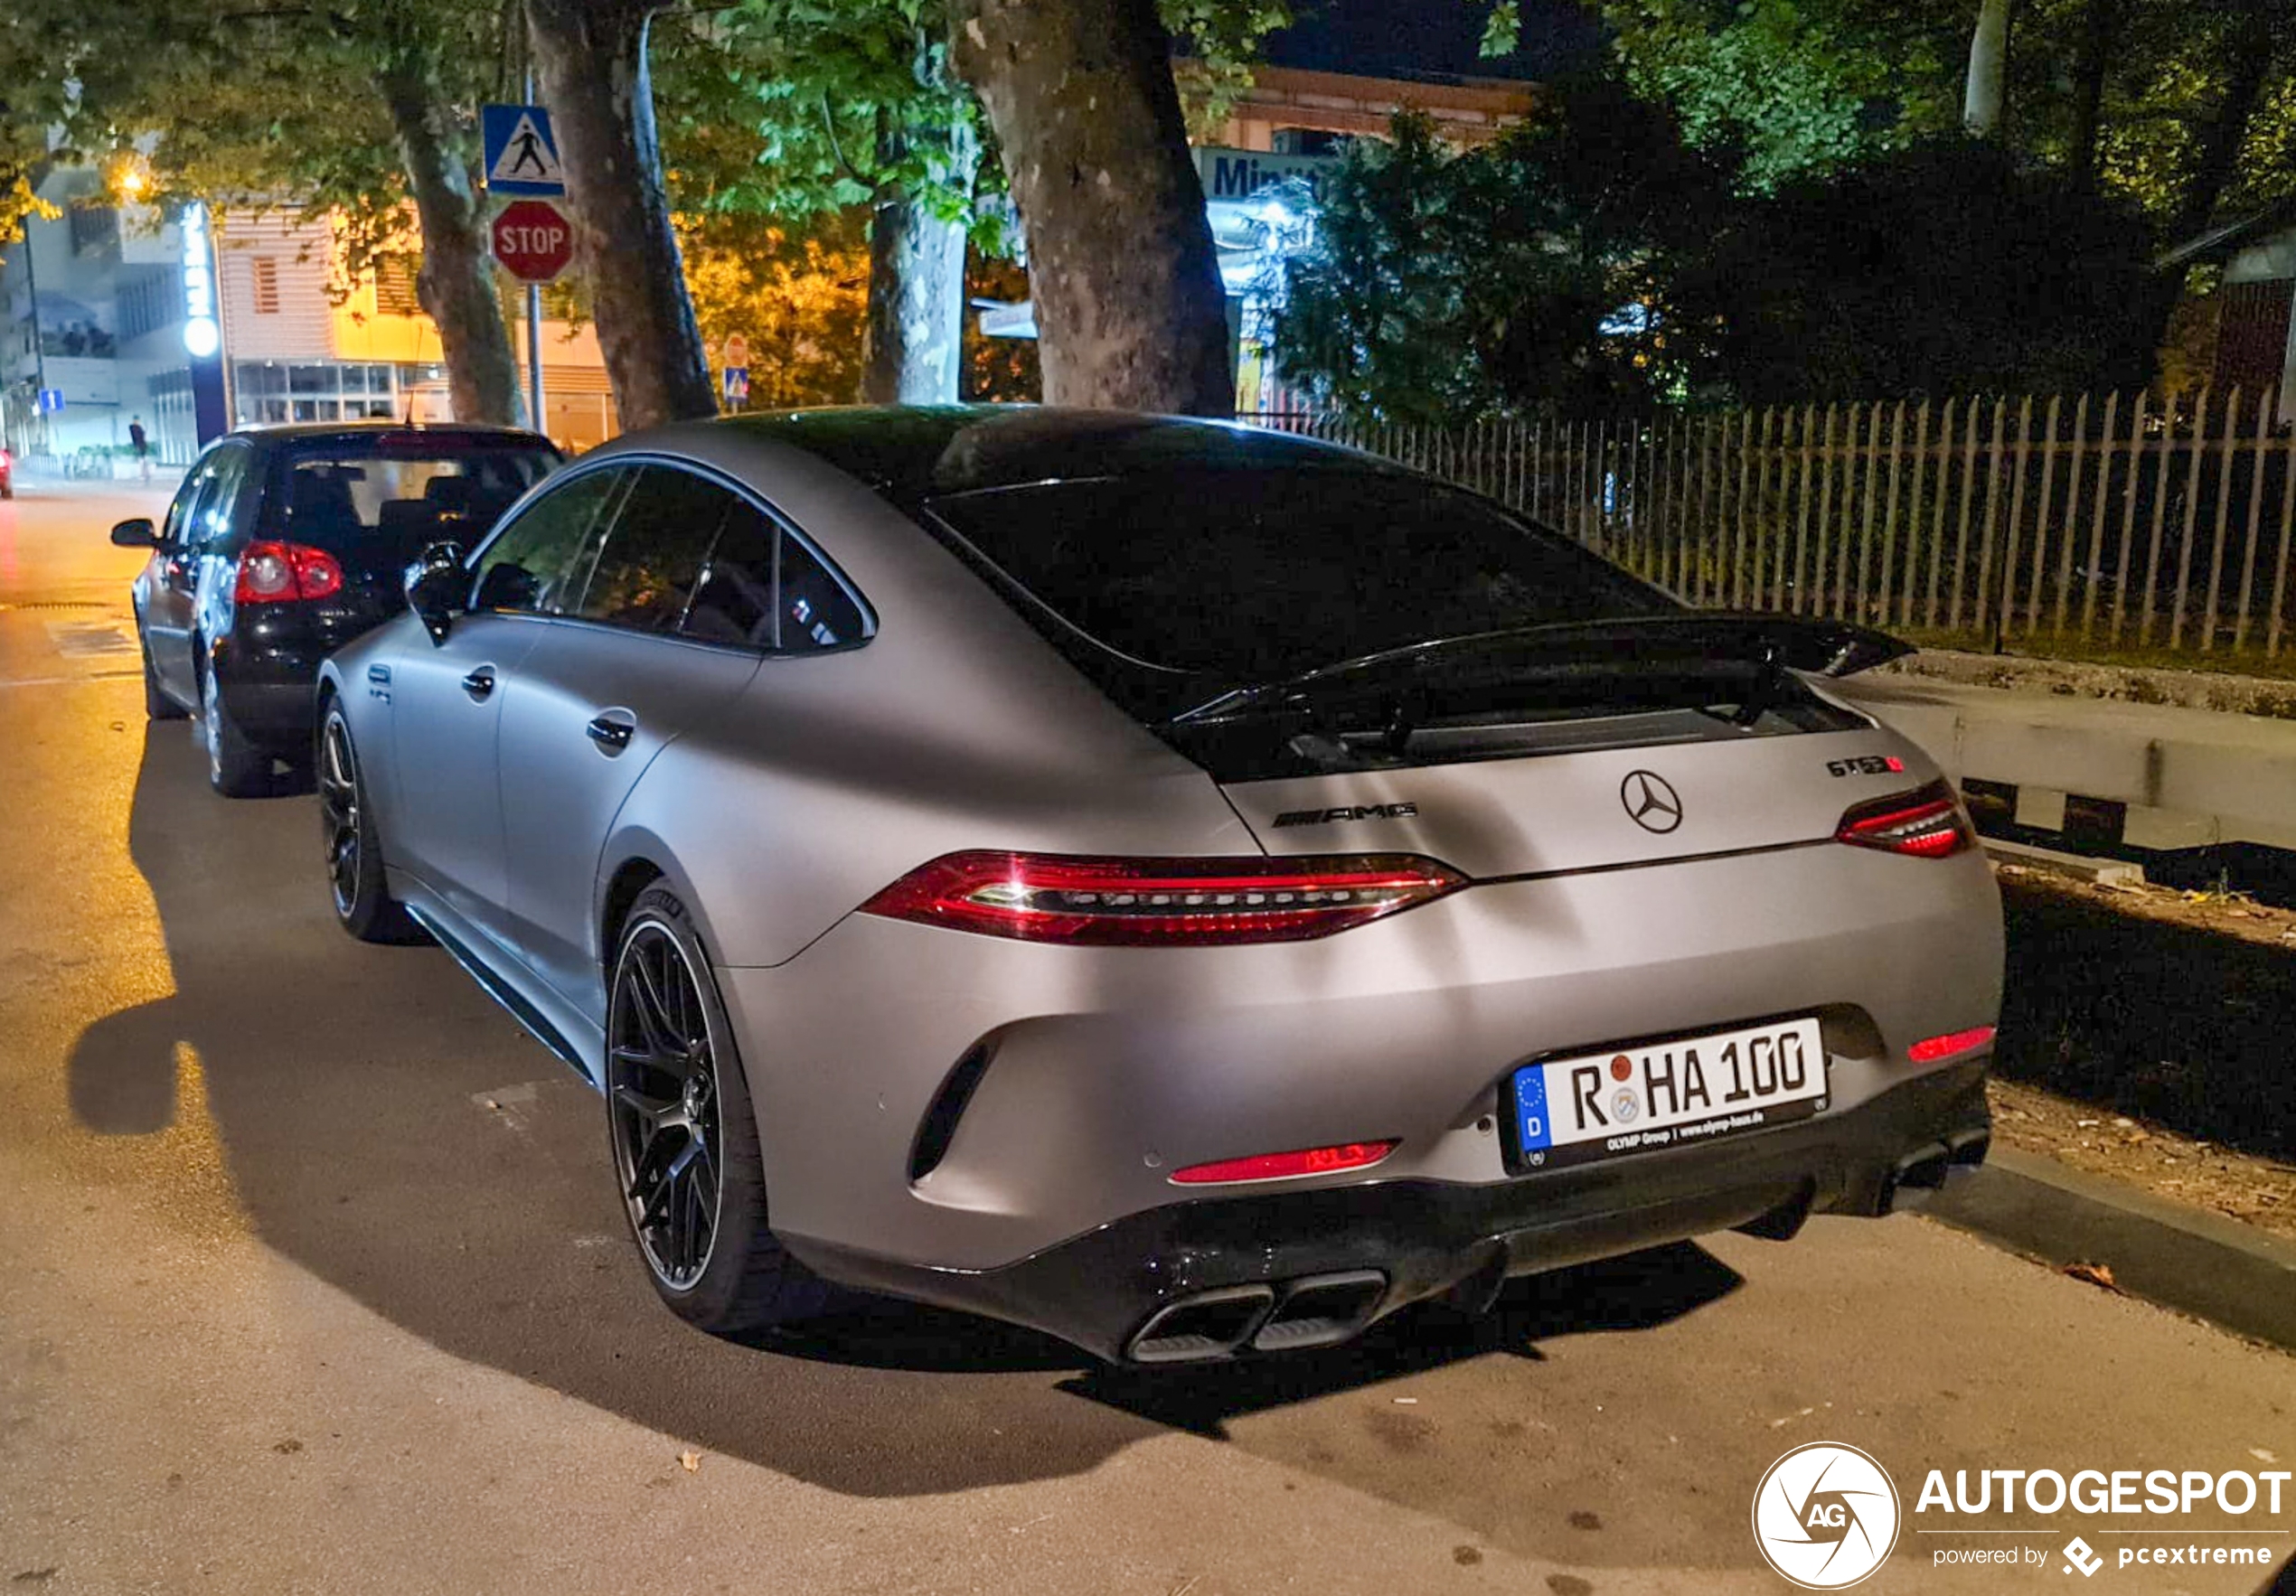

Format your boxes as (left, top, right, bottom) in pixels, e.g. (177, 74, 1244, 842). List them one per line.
(2064, 1262, 2119, 1291)
(678, 1450, 701, 1473)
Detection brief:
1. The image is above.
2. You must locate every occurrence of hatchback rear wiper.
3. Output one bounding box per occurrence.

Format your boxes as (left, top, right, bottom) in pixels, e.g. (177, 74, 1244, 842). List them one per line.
(1167, 613, 1910, 728)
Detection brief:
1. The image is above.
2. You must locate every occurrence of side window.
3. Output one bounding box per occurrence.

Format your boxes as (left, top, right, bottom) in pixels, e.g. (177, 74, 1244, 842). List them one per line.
(163, 451, 226, 546)
(680, 499, 777, 647)
(572, 465, 737, 633)
(191, 446, 252, 549)
(776, 537, 865, 652)
(681, 499, 865, 652)
(471, 468, 628, 615)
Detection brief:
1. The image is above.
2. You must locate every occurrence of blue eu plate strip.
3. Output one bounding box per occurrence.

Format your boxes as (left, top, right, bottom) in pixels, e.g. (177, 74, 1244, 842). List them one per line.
(1513, 1066, 1552, 1151)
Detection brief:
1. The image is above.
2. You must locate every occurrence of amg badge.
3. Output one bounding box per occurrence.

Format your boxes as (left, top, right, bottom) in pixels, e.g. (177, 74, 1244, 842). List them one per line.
(1272, 803, 1419, 828)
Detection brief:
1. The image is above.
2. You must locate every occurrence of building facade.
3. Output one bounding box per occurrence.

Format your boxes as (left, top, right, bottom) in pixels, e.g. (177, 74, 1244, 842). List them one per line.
(3, 167, 615, 469)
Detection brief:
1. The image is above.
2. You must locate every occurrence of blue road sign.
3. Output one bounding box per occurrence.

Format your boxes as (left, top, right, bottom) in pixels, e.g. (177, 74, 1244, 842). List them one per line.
(36, 388, 64, 414)
(483, 105, 566, 196)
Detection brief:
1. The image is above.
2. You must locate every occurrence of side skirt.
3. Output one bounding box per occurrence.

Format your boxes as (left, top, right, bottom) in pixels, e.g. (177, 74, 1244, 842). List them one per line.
(402, 897, 604, 1088)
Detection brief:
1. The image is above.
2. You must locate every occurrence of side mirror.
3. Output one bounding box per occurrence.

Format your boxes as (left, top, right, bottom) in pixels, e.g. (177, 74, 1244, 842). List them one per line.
(110, 518, 159, 549)
(405, 540, 469, 646)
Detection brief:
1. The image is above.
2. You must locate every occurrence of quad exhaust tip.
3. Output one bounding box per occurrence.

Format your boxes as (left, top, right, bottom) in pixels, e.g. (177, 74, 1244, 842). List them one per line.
(1126, 1272, 1389, 1364)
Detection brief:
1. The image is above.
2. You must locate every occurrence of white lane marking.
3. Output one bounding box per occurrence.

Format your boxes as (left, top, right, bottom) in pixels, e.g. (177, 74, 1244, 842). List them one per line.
(43, 618, 136, 656)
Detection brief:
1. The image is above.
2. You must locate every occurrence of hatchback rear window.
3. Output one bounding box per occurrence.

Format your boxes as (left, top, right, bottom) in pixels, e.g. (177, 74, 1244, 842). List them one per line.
(264, 437, 559, 559)
(925, 469, 1667, 683)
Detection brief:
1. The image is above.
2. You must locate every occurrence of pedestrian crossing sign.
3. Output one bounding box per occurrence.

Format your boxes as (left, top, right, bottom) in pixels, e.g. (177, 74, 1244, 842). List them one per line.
(483, 105, 565, 196)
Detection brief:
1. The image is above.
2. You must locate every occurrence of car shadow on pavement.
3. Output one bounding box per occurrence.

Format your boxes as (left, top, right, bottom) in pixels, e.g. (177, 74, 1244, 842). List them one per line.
(1067, 1243, 1743, 1438)
(61, 724, 1741, 1501)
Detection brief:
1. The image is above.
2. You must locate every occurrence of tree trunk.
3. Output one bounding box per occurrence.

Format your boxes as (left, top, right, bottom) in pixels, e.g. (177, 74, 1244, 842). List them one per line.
(950, 0, 1233, 416)
(377, 57, 525, 428)
(2144, 0, 2278, 358)
(861, 184, 967, 403)
(524, 0, 715, 428)
(2065, 0, 2120, 190)
(1962, 0, 2012, 140)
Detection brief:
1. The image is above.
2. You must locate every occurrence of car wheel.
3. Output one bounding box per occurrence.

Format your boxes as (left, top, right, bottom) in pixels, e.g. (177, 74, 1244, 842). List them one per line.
(198, 648, 269, 798)
(140, 638, 187, 721)
(318, 700, 423, 944)
(607, 884, 835, 1334)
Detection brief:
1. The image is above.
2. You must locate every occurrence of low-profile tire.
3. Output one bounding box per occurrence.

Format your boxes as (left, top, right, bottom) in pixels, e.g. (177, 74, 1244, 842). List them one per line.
(198, 648, 270, 798)
(607, 885, 835, 1334)
(140, 637, 187, 720)
(317, 699, 424, 944)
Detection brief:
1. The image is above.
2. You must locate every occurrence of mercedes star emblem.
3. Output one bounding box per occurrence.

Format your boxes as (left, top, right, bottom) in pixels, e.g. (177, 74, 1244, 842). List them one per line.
(1621, 770, 1683, 833)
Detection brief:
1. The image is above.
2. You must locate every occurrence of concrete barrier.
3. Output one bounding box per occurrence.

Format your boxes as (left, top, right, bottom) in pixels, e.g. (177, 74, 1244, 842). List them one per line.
(1840, 665, 2296, 851)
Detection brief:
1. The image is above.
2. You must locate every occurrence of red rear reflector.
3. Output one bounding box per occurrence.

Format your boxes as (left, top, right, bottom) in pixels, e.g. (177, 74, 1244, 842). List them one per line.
(1170, 1140, 1398, 1186)
(235, 540, 344, 604)
(1908, 1026, 1996, 1064)
(860, 852, 1465, 946)
(1836, 781, 1973, 859)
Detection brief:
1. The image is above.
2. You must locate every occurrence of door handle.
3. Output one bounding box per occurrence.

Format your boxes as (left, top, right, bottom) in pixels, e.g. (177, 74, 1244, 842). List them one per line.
(460, 667, 495, 701)
(586, 714, 634, 752)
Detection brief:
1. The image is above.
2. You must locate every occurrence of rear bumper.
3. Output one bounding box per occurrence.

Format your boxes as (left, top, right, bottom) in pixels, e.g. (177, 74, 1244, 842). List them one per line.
(215, 604, 392, 752)
(789, 1061, 1990, 1363)
(218, 673, 322, 749)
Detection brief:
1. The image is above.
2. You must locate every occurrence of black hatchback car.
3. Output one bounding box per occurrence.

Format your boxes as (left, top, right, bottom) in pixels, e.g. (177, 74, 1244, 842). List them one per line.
(116, 423, 560, 794)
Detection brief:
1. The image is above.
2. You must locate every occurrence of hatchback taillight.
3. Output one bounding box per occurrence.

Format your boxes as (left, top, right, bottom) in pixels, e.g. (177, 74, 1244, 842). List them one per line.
(235, 540, 343, 604)
(860, 852, 1466, 946)
(1836, 781, 1974, 859)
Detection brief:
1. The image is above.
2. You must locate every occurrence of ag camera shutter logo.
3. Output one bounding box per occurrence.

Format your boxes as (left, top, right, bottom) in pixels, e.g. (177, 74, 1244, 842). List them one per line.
(1753, 1442, 1902, 1589)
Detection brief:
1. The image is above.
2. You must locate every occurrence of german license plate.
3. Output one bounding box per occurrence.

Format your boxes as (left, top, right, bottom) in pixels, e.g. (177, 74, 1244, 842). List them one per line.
(1507, 1017, 1828, 1171)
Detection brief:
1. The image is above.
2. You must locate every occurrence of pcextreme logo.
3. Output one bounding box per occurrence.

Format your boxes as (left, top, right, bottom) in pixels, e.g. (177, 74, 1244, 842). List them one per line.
(1752, 1442, 1904, 1589)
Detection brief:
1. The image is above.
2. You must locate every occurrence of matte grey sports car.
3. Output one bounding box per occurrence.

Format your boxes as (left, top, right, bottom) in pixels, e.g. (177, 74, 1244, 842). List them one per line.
(317, 407, 2003, 1364)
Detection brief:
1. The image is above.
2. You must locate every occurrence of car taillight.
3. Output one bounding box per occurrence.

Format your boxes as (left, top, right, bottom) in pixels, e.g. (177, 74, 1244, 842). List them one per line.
(859, 851, 1466, 946)
(235, 540, 343, 604)
(1908, 1026, 1996, 1064)
(1170, 1140, 1399, 1186)
(1836, 781, 1973, 859)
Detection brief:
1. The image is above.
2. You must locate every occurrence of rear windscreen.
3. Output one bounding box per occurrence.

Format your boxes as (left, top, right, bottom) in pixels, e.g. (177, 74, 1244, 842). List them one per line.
(925, 469, 1669, 683)
(263, 440, 559, 564)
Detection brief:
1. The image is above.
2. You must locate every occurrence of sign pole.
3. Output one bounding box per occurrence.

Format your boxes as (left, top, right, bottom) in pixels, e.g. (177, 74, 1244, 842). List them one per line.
(522, 71, 546, 437)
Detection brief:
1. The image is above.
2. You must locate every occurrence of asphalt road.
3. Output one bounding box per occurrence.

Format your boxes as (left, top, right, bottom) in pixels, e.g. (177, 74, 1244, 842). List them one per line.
(2, 479, 2292, 1595)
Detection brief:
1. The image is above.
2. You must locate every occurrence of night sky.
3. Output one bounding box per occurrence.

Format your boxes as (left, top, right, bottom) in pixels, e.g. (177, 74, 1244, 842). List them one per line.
(1262, 0, 1604, 82)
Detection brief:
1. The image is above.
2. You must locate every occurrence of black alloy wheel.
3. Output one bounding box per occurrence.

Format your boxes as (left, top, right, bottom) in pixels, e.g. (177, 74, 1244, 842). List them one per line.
(317, 702, 421, 943)
(319, 712, 363, 918)
(605, 886, 833, 1332)
(609, 915, 726, 1291)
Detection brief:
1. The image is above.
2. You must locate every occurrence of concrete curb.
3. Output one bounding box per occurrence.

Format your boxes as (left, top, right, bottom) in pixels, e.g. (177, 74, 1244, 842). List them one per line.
(1879, 648, 2296, 721)
(1924, 1147, 2296, 1353)
(1981, 837, 2146, 886)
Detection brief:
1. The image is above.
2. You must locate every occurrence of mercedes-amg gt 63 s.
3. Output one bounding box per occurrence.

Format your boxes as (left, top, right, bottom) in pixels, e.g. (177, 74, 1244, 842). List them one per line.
(318, 408, 2002, 1365)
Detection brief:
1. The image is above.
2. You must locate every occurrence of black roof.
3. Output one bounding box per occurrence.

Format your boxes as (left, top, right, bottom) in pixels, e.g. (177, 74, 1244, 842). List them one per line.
(727, 406, 1403, 503)
(227, 421, 556, 452)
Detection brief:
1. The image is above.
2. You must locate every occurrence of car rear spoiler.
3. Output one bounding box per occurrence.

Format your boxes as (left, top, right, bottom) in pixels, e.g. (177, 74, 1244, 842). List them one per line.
(1171, 613, 1913, 727)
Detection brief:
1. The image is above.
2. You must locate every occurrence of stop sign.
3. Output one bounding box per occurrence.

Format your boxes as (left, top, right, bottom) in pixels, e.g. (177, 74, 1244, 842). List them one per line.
(492, 199, 574, 283)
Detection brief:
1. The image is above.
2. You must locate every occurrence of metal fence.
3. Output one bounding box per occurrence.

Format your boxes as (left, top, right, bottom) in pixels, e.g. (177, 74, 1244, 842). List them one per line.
(1246, 388, 2296, 662)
